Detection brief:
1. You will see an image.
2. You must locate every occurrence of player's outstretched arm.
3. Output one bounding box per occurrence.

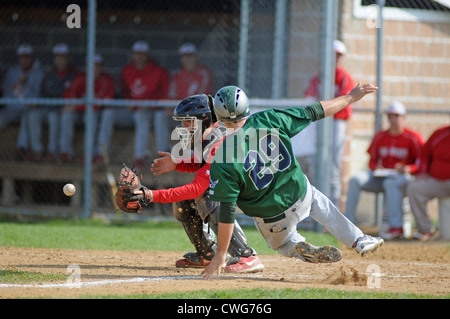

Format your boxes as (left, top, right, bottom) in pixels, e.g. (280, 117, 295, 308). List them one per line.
(201, 222, 235, 280)
(320, 82, 378, 118)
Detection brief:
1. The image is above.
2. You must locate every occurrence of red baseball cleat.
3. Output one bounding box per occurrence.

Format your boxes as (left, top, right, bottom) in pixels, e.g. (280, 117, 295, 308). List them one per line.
(224, 255, 264, 273)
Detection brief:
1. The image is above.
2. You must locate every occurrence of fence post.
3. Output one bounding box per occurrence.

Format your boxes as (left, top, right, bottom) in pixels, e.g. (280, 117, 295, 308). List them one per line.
(375, 0, 384, 133)
(315, 0, 337, 197)
(374, 0, 384, 224)
(314, 0, 337, 232)
(83, 0, 97, 219)
(272, 0, 287, 99)
(238, 0, 249, 90)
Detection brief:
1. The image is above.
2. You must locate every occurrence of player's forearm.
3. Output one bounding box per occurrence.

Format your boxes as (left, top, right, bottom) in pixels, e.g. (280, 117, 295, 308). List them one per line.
(320, 94, 353, 118)
(216, 202, 237, 255)
(151, 183, 204, 203)
(152, 170, 209, 203)
(320, 83, 378, 118)
(201, 221, 234, 280)
(216, 222, 235, 256)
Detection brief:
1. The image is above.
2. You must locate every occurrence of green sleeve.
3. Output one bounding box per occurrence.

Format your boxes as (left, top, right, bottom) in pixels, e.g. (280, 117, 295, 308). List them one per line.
(304, 101, 325, 121)
(270, 101, 324, 138)
(218, 202, 237, 224)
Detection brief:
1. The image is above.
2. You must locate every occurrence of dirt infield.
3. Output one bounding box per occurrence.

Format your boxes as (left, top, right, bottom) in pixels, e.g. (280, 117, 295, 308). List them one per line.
(0, 241, 449, 298)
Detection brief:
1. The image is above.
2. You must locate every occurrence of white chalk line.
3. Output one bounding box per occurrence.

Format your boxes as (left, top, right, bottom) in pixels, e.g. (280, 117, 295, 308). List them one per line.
(0, 271, 419, 289)
(0, 275, 202, 289)
(0, 273, 276, 289)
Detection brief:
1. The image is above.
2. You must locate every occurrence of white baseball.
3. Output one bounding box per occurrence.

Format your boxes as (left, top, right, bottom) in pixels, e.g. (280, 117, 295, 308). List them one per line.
(63, 183, 76, 196)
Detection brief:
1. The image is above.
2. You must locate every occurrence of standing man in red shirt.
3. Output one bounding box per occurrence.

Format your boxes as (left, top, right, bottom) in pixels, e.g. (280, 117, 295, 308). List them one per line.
(345, 102, 424, 239)
(303, 40, 355, 207)
(105, 41, 170, 169)
(407, 126, 450, 241)
(59, 54, 115, 163)
(169, 43, 214, 100)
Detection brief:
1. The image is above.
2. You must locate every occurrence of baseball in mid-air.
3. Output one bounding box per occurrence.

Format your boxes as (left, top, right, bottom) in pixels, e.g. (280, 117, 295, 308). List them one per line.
(63, 183, 76, 196)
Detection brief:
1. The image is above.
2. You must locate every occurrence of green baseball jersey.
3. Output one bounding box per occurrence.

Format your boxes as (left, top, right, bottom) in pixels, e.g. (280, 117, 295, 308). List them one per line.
(209, 102, 325, 223)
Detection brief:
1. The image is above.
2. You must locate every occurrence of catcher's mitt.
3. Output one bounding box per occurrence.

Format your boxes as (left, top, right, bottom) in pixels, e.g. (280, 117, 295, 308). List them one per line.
(115, 165, 153, 213)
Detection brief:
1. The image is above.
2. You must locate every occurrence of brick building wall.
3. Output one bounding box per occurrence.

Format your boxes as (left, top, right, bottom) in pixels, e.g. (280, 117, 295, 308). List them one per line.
(340, 0, 450, 219)
(286, 0, 449, 222)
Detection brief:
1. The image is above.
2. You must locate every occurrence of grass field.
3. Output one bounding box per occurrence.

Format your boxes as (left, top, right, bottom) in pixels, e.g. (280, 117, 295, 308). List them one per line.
(0, 218, 339, 253)
(0, 219, 447, 299)
(89, 287, 440, 299)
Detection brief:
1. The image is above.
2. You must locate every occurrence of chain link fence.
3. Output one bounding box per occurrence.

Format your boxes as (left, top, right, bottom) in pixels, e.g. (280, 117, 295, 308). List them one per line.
(0, 0, 448, 223)
(0, 0, 326, 219)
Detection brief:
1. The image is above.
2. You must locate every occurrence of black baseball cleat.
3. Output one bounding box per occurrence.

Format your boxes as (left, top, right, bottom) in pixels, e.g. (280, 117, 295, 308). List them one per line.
(296, 242, 343, 263)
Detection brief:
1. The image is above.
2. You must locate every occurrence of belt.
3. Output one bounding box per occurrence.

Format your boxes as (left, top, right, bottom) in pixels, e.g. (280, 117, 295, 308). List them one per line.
(262, 191, 307, 224)
(263, 212, 286, 224)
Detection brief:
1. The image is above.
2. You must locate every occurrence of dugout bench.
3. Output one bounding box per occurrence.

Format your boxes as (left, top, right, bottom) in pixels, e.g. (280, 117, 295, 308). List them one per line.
(373, 192, 450, 240)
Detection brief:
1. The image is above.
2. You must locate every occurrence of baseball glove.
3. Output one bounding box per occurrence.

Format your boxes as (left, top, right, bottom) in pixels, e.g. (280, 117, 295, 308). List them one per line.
(115, 165, 153, 213)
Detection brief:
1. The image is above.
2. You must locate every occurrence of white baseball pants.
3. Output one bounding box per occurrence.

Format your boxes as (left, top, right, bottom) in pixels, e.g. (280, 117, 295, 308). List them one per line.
(254, 178, 364, 260)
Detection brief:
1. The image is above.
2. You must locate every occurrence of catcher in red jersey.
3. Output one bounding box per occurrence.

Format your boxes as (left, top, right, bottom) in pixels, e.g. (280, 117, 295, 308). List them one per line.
(116, 94, 263, 273)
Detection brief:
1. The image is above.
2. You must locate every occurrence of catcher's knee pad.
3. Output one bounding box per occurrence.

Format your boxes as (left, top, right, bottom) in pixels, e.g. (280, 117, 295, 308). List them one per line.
(173, 200, 216, 260)
(182, 213, 216, 260)
(174, 192, 218, 223)
(173, 200, 195, 222)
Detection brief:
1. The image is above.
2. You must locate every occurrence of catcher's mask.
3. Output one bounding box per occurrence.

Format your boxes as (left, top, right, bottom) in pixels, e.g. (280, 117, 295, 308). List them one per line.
(173, 94, 216, 149)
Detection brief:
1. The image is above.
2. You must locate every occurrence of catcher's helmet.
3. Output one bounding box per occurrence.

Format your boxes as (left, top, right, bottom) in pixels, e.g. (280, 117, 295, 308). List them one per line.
(214, 86, 250, 123)
(173, 94, 215, 148)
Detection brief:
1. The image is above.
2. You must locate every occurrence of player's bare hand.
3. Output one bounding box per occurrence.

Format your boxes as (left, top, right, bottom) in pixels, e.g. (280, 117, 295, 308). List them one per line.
(201, 253, 226, 280)
(349, 82, 378, 103)
(151, 151, 177, 175)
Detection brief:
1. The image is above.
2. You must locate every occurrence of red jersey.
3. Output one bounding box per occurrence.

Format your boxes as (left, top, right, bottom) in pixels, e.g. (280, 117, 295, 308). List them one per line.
(417, 126, 450, 180)
(120, 60, 169, 101)
(367, 128, 424, 173)
(152, 123, 226, 203)
(304, 66, 355, 120)
(64, 72, 115, 111)
(169, 64, 214, 100)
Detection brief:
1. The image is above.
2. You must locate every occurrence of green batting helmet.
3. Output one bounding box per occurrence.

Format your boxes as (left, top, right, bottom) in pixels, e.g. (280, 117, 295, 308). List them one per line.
(214, 86, 250, 123)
